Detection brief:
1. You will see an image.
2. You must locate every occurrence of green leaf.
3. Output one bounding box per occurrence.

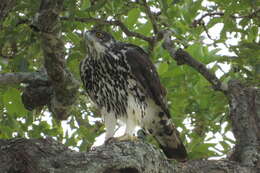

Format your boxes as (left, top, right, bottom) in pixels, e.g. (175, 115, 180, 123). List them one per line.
(125, 8, 140, 28)
(209, 48, 221, 56)
(160, 0, 169, 15)
(220, 141, 230, 151)
(81, 0, 91, 10)
(67, 32, 80, 44)
(239, 18, 248, 28)
(138, 21, 152, 35)
(3, 88, 28, 116)
(0, 125, 14, 138)
(157, 62, 168, 75)
(207, 18, 222, 29)
(186, 43, 204, 59)
(189, 142, 219, 159)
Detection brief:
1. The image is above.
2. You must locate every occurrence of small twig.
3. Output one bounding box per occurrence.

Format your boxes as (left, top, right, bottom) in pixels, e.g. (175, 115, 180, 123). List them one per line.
(112, 20, 153, 42)
(61, 16, 157, 56)
(202, 23, 215, 41)
(192, 8, 260, 27)
(234, 8, 260, 18)
(192, 12, 224, 27)
(140, 0, 159, 34)
(216, 64, 227, 74)
(139, 0, 160, 55)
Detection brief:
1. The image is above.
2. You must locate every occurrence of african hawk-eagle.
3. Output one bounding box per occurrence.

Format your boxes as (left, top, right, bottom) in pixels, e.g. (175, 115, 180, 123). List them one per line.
(80, 30, 187, 161)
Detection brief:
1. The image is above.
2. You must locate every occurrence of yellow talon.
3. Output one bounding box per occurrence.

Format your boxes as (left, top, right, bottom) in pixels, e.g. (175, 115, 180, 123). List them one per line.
(115, 134, 139, 141)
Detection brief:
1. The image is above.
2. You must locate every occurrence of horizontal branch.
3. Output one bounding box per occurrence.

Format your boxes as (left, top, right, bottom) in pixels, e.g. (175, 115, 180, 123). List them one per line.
(0, 71, 48, 85)
(0, 138, 254, 173)
(61, 16, 153, 42)
(192, 8, 260, 27)
(162, 31, 227, 92)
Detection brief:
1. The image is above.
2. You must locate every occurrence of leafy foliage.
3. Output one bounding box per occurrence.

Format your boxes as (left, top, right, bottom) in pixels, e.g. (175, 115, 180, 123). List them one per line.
(0, 0, 259, 159)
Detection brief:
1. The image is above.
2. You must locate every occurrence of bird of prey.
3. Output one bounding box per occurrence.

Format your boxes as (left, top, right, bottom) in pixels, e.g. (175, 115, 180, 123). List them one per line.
(80, 30, 187, 161)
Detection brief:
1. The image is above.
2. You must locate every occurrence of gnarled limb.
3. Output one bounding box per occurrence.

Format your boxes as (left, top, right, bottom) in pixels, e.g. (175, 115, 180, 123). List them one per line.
(0, 138, 256, 173)
(34, 0, 79, 120)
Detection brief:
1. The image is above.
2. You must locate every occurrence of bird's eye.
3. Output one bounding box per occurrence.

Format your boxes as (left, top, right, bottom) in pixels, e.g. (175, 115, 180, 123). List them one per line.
(96, 32, 103, 38)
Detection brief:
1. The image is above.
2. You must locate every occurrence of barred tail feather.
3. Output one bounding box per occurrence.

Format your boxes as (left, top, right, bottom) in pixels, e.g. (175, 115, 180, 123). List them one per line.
(153, 121, 188, 161)
(143, 100, 188, 161)
(154, 123, 187, 161)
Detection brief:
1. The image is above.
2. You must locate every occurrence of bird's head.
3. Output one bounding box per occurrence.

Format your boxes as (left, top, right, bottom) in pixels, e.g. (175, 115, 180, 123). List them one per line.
(84, 30, 116, 56)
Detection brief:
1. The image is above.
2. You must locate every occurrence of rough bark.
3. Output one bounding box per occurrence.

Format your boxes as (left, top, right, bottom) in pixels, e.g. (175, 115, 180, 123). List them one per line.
(34, 0, 79, 120)
(21, 81, 53, 111)
(0, 71, 48, 85)
(0, 138, 255, 173)
(0, 0, 80, 119)
(227, 80, 260, 168)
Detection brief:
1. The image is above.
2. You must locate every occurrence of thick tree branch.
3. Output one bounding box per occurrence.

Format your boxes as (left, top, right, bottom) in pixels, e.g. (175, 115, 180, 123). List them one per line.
(35, 0, 79, 120)
(227, 80, 260, 167)
(162, 31, 227, 92)
(0, 71, 48, 85)
(0, 138, 255, 173)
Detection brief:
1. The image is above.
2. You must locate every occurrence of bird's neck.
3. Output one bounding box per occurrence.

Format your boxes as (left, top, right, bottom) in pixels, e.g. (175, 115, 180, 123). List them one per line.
(87, 45, 106, 60)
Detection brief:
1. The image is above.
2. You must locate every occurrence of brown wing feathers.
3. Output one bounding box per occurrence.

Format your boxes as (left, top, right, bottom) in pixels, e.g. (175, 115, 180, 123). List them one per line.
(124, 45, 170, 117)
(123, 44, 188, 161)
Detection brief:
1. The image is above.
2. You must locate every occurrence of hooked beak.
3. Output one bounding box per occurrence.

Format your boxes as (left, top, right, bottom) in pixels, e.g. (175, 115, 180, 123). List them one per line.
(84, 31, 92, 42)
(84, 30, 96, 50)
